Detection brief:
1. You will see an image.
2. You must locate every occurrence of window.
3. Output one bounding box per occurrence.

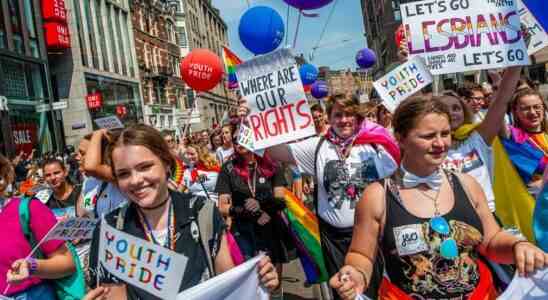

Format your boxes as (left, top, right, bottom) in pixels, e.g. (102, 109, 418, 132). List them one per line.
(114, 8, 127, 76)
(94, 0, 108, 70)
(122, 13, 135, 77)
(177, 27, 187, 48)
(8, 0, 23, 54)
(107, 4, 119, 73)
(83, 0, 99, 68)
(22, 0, 39, 57)
(0, 58, 46, 100)
(73, 0, 87, 65)
(0, 3, 5, 49)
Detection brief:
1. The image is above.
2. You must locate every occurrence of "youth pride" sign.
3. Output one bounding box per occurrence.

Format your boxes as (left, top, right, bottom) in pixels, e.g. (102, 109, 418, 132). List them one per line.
(98, 220, 188, 299)
(402, 0, 530, 75)
(373, 57, 433, 112)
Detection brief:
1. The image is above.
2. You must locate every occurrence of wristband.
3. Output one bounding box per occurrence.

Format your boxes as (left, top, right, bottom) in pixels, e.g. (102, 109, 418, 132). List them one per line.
(26, 257, 38, 275)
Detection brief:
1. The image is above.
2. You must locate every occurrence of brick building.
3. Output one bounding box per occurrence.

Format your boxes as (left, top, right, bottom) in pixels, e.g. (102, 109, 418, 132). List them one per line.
(131, 0, 186, 130)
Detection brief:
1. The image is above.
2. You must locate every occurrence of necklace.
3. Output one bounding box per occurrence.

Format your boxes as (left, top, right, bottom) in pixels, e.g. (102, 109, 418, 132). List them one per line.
(137, 199, 176, 250)
(247, 163, 257, 198)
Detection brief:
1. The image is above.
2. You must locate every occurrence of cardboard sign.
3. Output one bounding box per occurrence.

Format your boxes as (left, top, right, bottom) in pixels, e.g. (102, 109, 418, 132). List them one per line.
(237, 124, 265, 157)
(402, 0, 530, 75)
(236, 49, 315, 150)
(373, 57, 433, 112)
(45, 217, 98, 241)
(517, 0, 548, 55)
(522, 0, 548, 32)
(98, 220, 188, 300)
(176, 254, 268, 300)
(94, 116, 124, 130)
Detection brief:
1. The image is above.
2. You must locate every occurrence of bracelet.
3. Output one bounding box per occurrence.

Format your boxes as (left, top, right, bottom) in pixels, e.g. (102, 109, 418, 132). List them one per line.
(512, 239, 530, 253)
(26, 257, 38, 275)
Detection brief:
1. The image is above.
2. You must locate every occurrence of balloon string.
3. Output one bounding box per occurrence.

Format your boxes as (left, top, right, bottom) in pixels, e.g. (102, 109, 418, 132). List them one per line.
(293, 10, 303, 49)
(285, 4, 290, 46)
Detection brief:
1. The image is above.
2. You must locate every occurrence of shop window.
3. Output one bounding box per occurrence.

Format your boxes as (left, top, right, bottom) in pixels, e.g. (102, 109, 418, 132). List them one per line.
(0, 3, 5, 49)
(107, 4, 119, 73)
(22, 0, 39, 58)
(8, 0, 24, 54)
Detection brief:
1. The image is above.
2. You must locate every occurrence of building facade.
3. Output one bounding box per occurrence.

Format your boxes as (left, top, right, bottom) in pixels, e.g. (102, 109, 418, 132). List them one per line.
(131, 0, 186, 131)
(50, 0, 143, 147)
(0, 0, 63, 157)
(178, 0, 237, 131)
(320, 67, 373, 100)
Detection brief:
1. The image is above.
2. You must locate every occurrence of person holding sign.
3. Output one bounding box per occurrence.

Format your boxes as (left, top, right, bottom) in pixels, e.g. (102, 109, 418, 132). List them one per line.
(87, 124, 279, 300)
(266, 94, 401, 299)
(42, 158, 82, 219)
(182, 143, 221, 204)
(215, 124, 291, 299)
(439, 67, 522, 214)
(330, 96, 548, 300)
(0, 154, 76, 299)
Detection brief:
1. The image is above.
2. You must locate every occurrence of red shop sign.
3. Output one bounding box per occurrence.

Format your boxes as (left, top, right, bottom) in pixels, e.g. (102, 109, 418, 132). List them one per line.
(86, 93, 103, 109)
(42, 0, 67, 23)
(12, 123, 38, 156)
(116, 105, 127, 117)
(44, 22, 70, 49)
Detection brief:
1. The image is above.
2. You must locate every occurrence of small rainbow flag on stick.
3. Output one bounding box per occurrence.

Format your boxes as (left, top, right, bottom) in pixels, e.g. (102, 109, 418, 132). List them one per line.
(280, 188, 328, 283)
(222, 46, 243, 89)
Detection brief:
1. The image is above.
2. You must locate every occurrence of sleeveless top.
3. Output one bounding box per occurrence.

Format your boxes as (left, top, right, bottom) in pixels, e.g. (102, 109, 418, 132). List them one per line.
(380, 172, 484, 299)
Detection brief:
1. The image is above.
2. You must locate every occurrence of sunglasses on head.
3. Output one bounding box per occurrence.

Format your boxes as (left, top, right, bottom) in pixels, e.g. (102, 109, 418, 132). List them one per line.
(430, 216, 459, 259)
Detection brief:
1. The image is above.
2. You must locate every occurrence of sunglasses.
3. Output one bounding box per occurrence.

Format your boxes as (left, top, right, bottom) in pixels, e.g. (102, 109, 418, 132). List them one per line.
(430, 216, 459, 259)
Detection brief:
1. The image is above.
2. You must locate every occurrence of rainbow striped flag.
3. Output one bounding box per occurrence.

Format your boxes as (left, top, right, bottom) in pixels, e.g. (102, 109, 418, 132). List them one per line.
(280, 188, 328, 283)
(222, 46, 242, 89)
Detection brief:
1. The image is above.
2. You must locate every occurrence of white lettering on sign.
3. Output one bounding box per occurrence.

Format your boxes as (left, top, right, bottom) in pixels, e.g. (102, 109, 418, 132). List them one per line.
(13, 130, 32, 145)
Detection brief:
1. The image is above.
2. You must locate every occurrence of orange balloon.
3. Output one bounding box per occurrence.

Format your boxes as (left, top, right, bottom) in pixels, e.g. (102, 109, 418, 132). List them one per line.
(180, 49, 224, 92)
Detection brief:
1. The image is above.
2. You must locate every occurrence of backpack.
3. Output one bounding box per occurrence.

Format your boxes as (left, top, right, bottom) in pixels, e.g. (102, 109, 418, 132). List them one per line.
(115, 195, 217, 277)
(18, 197, 86, 300)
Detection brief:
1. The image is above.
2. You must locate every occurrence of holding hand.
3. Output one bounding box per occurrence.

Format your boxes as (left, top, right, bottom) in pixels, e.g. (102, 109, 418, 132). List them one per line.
(329, 265, 367, 300)
(244, 198, 260, 213)
(257, 212, 271, 226)
(514, 241, 548, 277)
(6, 259, 31, 285)
(257, 256, 279, 292)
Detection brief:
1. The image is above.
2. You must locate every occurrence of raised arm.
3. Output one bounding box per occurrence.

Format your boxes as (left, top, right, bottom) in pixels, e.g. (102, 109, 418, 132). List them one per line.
(83, 129, 114, 182)
(476, 66, 521, 144)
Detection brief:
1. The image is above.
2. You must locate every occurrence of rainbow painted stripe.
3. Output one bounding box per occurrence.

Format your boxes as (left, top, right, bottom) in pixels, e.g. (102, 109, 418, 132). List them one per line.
(281, 188, 328, 283)
(171, 157, 185, 188)
(222, 46, 242, 89)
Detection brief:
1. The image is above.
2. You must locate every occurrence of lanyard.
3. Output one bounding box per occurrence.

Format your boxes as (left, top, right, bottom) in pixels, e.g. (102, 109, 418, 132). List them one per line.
(137, 200, 176, 250)
(247, 164, 257, 198)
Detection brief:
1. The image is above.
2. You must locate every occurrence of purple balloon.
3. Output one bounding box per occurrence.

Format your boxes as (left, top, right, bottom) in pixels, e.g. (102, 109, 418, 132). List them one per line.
(311, 81, 329, 99)
(283, 0, 333, 10)
(356, 48, 376, 69)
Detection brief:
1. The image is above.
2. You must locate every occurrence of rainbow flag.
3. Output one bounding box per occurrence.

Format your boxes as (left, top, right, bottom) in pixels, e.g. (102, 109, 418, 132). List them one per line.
(171, 157, 185, 190)
(222, 46, 242, 89)
(281, 188, 328, 283)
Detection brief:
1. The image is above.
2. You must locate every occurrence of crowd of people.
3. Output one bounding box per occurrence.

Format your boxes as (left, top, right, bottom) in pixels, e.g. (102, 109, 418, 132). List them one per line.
(1, 63, 548, 300)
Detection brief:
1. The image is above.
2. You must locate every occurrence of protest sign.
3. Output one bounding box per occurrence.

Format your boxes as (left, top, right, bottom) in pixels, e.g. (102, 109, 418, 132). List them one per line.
(45, 217, 98, 241)
(177, 254, 268, 300)
(402, 0, 530, 75)
(522, 0, 548, 32)
(94, 116, 124, 130)
(236, 49, 315, 149)
(517, 0, 548, 56)
(373, 57, 433, 112)
(237, 124, 265, 157)
(98, 220, 188, 300)
(498, 268, 548, 299)
(51, 206, 77, 220)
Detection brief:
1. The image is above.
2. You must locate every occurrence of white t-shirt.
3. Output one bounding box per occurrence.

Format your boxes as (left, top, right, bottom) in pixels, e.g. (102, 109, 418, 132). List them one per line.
(82, 176, 127, 217)
(443, 132, 495, 211)
(184, 168, 219, 205)
(290, 136, 398, 228)
(216, 146, 234, 164)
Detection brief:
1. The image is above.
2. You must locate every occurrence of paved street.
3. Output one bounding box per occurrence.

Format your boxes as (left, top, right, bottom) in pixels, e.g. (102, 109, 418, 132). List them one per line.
(282, 260, 321, 300)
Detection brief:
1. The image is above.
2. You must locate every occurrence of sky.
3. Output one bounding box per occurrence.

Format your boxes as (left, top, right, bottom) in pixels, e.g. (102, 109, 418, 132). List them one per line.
(210, 0, 367, 71)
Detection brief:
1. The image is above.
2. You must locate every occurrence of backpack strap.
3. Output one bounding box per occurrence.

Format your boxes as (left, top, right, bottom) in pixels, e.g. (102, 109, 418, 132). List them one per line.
(193, 196, 216, 277)
(18, 197, 42, 258)
(313, 136, 326, 213)
(93, 181, 110, 218)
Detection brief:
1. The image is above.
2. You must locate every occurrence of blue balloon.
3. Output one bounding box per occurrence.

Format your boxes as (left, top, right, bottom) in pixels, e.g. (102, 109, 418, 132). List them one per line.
(299, 64, 318, 85)
(356, 48, 377, 69)
(311, 81, 329, 99)
(239, 6, 285, 55)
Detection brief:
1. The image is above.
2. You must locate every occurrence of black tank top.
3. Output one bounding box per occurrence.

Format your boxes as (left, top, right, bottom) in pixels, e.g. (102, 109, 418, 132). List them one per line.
(380, 172, 484, 299)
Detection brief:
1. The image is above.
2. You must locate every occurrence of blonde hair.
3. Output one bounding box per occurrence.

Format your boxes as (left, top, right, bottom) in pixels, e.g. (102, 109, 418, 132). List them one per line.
(186, 143, 219, 170)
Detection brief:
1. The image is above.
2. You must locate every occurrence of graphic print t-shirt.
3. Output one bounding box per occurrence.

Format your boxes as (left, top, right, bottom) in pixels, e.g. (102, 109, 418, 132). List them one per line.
(443, 132, 495, 211)
(290, 137, 398, 228)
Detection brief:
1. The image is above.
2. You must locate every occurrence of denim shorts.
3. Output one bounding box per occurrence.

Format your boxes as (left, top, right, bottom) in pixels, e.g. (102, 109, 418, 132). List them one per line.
(10, 283, 56, 300)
